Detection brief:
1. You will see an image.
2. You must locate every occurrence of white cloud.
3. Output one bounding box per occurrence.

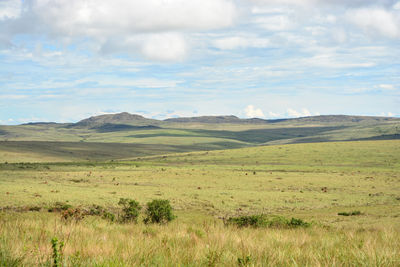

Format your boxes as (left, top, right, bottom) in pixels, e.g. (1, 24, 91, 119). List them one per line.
(248, 0, 393, 8)
(301, 53, 376, 69)
(287, 108, 312, 117)
(0, 94, 28, 99)
(245, 105, 265, 118)
(29, 0, 236, 35)
(1, 0, 236, 61)
(347, 8, 400, 39)
(141, 33, 187, 61)
(378, 84, 396, 90)
(213, 36, 270, 50)
(0, 0, 21, 20)
(380, 111, 396, 117)
(267, 111, 281, 118)
(253, 15, 293, 31)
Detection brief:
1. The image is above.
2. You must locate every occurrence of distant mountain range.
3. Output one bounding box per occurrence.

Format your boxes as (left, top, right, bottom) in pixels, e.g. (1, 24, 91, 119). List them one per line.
(22, 112, 400, 127)
(1, 112, 399, 161)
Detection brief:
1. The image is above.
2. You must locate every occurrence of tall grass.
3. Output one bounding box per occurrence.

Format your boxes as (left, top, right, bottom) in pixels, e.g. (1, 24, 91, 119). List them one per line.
(0, 212, 399, 266)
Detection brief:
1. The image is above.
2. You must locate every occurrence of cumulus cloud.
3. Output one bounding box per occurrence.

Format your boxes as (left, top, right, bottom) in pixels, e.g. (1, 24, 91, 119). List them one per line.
(253, 15, 293, 31)
(1, 0, 236, 61)
(347, 7, 400, 38)
(141, 33, 187, 61)
(245, 105, 265, 118)
(213, 36, 270, 50)
(247, 0, 396, 8)
(286, 108, 312, 118)
(380, 111, 396, 117)
(267, 111, 281, 118)
(0, 0, 21, 20)
(26, 0, 236, 35)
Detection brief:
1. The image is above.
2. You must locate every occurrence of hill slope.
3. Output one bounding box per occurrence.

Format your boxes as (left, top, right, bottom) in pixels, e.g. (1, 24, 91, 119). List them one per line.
(73, 112, 160, 128)
(0, 113, 399, 161)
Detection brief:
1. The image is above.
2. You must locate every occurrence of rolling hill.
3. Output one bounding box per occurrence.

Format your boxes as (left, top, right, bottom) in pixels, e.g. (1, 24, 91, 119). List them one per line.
(0, 113, 399, 161)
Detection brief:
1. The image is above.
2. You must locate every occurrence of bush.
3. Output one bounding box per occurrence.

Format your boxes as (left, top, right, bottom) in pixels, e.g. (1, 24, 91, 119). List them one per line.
(227, 214, 310, 228)
(227, 214, 267, 228)
(0, 247, 24, 267)
(88, 205, 105, 216)
(102, 211, 116, 222)
(61, 208, 85, 222)
(51, 237, 64, 267)
(338, 211, 362, 216)
(118, 198, 141, 223)
(144, 199, 175, 224)
(48, 202, 72, 212)
(237, 255, 252, 266)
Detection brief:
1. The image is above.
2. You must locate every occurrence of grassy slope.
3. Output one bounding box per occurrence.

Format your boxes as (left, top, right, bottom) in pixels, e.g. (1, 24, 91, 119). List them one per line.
(1, 115, 399, 142)
(0, 140, 399, 215)
(0, 140, 400, 265)
(0, 140, 247, 163)
(0, 116, 399, 163)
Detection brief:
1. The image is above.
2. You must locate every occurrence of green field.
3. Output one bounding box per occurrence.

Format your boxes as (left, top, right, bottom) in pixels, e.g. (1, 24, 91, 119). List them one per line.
(1, 114, 399, 156)
(1, 140, 399, 266)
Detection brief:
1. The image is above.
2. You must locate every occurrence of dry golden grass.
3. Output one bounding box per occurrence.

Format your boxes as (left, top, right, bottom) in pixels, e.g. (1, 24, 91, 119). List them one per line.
(1, 140, 399, 266)
(1, 212, 399, 266)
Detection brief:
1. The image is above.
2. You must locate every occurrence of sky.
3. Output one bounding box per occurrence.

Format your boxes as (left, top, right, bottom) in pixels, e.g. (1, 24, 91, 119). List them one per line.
(0, 0, 399, 124)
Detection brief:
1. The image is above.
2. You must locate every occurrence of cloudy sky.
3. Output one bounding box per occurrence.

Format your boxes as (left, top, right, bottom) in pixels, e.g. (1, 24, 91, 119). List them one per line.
(0, 0, 399, 124)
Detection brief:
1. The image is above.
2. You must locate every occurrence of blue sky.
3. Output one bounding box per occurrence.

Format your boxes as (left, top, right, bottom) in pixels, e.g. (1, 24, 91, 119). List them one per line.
(0, 0, 399, 124)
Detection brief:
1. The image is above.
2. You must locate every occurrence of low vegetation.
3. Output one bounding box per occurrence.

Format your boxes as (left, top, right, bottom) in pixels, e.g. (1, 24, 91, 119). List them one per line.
(144, 199, 175, 224)
(118, 198, 142, 223)
(226, 214, 310, 228)
(338, 210, 362, 216)
(0, 140, 399, 265)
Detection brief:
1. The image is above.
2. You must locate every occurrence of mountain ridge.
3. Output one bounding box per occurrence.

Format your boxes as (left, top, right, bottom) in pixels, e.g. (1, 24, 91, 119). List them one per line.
(59, 112, 400, 127)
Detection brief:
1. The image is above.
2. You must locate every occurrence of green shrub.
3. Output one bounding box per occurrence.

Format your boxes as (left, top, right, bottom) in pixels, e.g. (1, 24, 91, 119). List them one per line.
(48, 202, 72, 212)
(88, 204, 115, 222)
(51, 237, 64, 267)
(88, 205, 105, 216)
(144, 199, 175, 224)
(227, 214, 267, 228)
(102, 211, 116, 222)
(338, 211, 362, 216)
(237, 255, 252, 266)
(118, 198, 141, 223)
(0, 247, 24, 267)
(227, 214, 310, 228)
(61, 208, 85, 222)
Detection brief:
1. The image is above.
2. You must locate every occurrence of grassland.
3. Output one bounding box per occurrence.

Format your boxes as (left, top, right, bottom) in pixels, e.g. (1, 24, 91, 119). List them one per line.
(1, 115, 399, 156)
(0, 140, 399, 266)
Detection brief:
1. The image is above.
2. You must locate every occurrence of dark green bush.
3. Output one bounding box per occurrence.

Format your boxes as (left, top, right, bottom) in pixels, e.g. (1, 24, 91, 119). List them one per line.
(48, 202, 72, 212)
(88, 204, 116, 222)
(338, 210, 362, 216)
(51, 237, 64, 267)
(227, 214, 267, 228)
(118, 198, 141, 223)
(227, 214, 310, 228)
(88, 205, 105, 216)
(237, 255, 252, 266)
(102, 211, 116, 222)
(144, 199, 175, 224)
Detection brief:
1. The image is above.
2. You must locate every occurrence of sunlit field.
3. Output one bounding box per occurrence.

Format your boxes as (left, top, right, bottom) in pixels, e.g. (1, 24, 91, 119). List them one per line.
(1, 140, 400, 266)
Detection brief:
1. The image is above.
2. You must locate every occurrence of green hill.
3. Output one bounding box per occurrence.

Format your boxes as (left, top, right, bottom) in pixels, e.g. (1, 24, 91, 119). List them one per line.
(72, 112, 160, 128)
(0, 113, 399, 161)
